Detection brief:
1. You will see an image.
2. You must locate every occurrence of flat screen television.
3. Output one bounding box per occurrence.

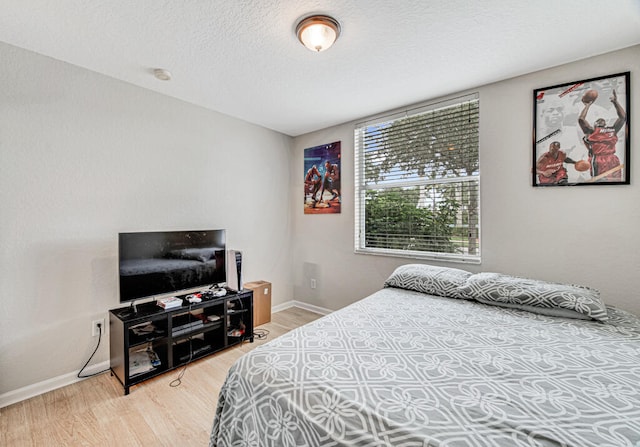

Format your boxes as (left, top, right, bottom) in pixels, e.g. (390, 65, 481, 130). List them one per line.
(118, 229, 226, 303)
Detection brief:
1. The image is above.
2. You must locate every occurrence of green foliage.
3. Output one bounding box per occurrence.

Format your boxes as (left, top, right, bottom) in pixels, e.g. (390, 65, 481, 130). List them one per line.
(362, 100, 480, 255)
(365, 188, 460, 253)
(365, 102, 479, 183)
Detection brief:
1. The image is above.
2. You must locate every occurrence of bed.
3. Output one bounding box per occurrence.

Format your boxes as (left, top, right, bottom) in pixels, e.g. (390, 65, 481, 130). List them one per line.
(210, 265, 640, 446)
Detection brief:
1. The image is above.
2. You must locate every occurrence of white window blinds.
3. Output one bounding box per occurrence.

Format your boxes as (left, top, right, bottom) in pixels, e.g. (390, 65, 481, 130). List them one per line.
(354, 94, 480, 263)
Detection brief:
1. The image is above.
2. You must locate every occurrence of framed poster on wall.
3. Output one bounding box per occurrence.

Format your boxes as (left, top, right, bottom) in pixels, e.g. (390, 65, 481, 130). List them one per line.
(304, 141, 341, 214)
(532, 72, 630, 187)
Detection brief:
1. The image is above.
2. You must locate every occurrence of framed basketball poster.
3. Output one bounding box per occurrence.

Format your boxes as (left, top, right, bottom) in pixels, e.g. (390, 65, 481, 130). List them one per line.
(532, 72, 630, 187)
(304, 141, 341, 214)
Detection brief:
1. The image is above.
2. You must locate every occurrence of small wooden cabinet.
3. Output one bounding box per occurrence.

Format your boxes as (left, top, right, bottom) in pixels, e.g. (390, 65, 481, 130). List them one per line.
(109, 289, 253, 395)
(244, 281, 271, 326)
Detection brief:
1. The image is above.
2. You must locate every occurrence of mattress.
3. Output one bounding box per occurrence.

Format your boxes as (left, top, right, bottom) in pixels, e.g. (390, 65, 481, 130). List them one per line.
(210, 287, 640, 446)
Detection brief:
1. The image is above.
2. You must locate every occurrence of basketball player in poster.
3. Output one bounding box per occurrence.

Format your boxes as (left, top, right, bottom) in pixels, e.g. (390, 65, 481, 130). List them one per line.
(539, 97, 578, 151)
(578, 89, 626, 181)
(304, 164, 322, 206)
(536, 141, 577, 185)
(319, 160, 340, 206)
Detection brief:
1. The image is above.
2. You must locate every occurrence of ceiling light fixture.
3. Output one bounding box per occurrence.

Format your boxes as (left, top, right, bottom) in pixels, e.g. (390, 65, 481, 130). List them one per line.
(153, 68, 172, 81)
(295, 15, 341, 52)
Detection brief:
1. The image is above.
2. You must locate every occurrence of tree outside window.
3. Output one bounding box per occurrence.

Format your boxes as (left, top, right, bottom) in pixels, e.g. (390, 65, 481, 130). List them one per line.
(355, 95, 480, 262)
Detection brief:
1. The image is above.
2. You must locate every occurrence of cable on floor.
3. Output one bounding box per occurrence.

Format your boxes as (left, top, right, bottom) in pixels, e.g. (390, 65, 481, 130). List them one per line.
(253, 328, 270, 340)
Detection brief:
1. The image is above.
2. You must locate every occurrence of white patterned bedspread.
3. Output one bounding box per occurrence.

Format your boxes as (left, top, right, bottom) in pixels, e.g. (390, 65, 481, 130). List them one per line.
(210, 288, 640, 446)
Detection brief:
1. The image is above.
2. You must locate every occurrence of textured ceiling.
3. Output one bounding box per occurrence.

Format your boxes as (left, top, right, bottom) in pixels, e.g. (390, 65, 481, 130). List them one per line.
(1, 0, 639, 136)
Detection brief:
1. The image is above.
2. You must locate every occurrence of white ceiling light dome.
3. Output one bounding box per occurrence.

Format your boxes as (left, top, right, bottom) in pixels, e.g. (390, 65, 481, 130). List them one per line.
(295, 15, 341, 52)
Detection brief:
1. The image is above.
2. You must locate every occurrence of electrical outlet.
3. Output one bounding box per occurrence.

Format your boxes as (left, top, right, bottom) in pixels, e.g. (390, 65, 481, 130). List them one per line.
(310, 278, 317, 289)
(92, 318, 105, 337)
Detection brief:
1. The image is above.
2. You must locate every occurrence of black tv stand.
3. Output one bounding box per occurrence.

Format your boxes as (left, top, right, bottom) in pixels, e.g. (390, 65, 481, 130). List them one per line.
(117, 309, 134, 319)
(116, 301, 166, 319)
(109, 289, 253, 395)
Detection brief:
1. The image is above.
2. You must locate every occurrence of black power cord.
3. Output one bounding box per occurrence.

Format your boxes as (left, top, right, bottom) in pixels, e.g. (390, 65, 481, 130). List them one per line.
(77, 323, 110, 378)
(169, 343, 192, 388)
(253, 328, 270, 340)
(170, 303, 195, 388)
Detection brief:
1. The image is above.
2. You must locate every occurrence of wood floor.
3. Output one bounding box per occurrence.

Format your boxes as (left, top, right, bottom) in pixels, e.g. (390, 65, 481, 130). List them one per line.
(0, 307, 321, 447)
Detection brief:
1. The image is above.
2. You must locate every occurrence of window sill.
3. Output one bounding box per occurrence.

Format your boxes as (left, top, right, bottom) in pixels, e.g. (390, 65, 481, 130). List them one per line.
(354, 247, 481, 265)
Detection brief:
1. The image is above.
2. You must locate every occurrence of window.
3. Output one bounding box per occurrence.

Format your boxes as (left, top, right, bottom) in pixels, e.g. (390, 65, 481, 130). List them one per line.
(354, 94, 480, 263)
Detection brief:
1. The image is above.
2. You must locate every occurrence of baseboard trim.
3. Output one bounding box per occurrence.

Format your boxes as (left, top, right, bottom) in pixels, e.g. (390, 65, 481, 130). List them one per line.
(2, 303, 330, 408)
(272, 300, 333, 316)
(0, 361, 110, 409)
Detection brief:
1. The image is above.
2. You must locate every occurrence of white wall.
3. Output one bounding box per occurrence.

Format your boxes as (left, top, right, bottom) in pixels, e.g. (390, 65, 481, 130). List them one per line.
(0, 42, 293, 395)
(291, 45, 640, 316)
